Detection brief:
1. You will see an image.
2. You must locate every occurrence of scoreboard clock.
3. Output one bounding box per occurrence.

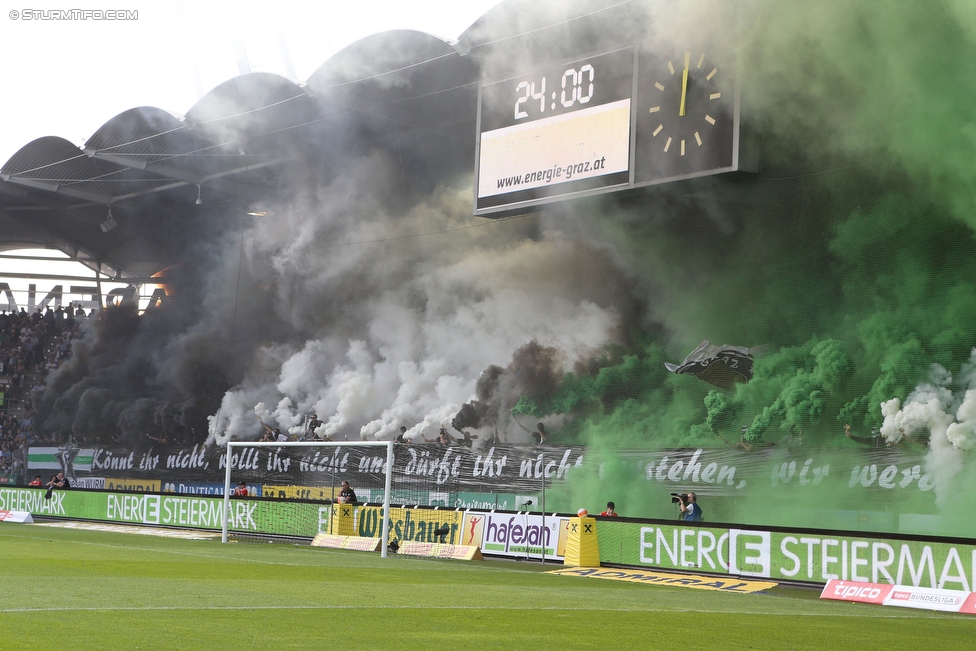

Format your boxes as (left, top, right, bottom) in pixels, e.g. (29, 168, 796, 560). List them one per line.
(634, 47, 736, 184)
(474, 44, 748, 216)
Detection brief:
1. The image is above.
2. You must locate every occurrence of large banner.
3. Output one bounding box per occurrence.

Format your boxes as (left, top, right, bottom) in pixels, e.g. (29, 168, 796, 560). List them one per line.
(596, 519, 976, 589)
(27, 442, 936, 500)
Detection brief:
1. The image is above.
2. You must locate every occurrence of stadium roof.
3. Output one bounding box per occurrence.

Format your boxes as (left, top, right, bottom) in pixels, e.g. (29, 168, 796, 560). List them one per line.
(0, 0, 643, 280)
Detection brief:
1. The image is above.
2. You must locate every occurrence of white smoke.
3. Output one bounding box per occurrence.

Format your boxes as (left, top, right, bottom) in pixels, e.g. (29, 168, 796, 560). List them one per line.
(207, 387, 267, 446)
(879, 357, 976, 508)
(946, 390, 976, 451)
(207, 155, 621, 447)
(254, 401, 272, 424)
(878, 380, 954, 445)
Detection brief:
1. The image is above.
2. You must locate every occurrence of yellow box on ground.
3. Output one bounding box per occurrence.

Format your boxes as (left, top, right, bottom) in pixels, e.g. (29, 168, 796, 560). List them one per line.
(563, 516, 600, 567)
(548, 567, 778, 593)
(310, 533, 381, 552)
(331, 503, 356, 536)
(398, 541, 483, 561)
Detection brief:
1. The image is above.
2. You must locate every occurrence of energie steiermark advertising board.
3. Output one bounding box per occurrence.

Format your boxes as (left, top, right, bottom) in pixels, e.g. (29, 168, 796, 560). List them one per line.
(0, 487, 325, 537)
(597, 520, 976, 589)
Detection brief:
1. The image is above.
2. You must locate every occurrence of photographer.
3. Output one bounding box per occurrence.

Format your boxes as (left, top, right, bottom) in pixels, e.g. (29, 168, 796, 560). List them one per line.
(676, 492, 702, 521)
(44, 472, 69, 500)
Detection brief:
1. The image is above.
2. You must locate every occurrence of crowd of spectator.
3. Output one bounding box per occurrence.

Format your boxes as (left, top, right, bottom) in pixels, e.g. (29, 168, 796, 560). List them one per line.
(0, 305, 90, 480)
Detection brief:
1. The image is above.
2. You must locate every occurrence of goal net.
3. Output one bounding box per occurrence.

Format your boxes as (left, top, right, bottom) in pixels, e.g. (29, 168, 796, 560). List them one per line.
(220, 441, 464, 552)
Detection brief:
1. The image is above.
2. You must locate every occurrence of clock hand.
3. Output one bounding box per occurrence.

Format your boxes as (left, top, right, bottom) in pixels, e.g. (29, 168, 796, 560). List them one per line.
(679, 51, 690, 117)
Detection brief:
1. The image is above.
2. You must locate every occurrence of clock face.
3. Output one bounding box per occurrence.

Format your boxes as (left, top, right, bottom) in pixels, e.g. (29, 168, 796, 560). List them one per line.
(633, 48, 736, 184)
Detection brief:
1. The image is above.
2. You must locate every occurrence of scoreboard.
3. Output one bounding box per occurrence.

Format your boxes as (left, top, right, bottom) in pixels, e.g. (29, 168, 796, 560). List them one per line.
(474, 44, 747, 216)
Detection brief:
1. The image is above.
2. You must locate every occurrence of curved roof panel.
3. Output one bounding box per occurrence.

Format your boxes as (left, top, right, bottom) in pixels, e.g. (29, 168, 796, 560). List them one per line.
(86, 107, 197, 162)
(84, 107, 236, 186)
(308, 30, 469, 95)
(184, 72, 318, 156)
(2, 136, 90, 179)
(307, 30, 480, 145)
(0, 136, 171, 203)
(458, 0, 651, 74)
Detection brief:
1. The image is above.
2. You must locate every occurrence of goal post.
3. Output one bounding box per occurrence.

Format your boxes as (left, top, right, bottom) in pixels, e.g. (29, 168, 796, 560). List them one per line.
(221, 440, 394, 558)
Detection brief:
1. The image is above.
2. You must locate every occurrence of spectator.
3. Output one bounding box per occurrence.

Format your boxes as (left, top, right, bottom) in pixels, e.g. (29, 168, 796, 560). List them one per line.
(437, 427, 455, 445)
(458, 430, 478, 448)
(532, 423, 548, 444)
(338, 481, 357, 505)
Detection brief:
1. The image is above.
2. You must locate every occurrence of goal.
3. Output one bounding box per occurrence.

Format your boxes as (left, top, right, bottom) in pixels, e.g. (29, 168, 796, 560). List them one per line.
(221, 440, 394, 556)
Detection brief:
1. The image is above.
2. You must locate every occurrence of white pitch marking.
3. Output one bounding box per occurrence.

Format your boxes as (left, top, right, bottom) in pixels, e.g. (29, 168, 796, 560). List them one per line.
(668, 60, 675, 75)
(709, 92, 722, 100)
(37, 521, 219, 540)
(649, 106, 661, 113)
(705, 115, 716, 125)
(706, 68, 717, 81)
(680, 140, 686, 156)
(697, 53, 705, 69)
(653, 124, 663, 136)
(695, 132, 702, 146)
(0, 605, 940, 618)
(664, 137, 672, 152)
(655, 82, 665, 91)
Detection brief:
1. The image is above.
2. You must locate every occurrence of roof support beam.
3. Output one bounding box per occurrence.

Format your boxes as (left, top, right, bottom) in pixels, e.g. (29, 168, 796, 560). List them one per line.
(91, 151, 202, 184)
(0, 173, 116, 205)
(74, 155, 285, 203)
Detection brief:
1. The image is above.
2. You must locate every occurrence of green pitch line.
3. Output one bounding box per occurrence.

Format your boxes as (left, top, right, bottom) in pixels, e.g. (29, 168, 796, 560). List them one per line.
(0, 525, 971, 651)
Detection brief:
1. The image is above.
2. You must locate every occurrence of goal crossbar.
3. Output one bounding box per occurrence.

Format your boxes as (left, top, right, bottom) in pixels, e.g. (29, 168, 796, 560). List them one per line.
(221, 440, 395, 558)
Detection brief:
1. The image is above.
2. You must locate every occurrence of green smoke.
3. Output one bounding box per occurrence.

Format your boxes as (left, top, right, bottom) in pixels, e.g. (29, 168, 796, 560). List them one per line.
(519, 0, 976, 530)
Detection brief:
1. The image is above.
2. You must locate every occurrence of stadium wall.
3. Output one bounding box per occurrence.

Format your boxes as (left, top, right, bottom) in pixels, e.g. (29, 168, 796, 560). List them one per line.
(2, 486, 974, 590)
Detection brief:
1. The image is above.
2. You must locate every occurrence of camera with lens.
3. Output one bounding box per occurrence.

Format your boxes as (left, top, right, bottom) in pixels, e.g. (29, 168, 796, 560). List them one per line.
(671, 492, 688, 504)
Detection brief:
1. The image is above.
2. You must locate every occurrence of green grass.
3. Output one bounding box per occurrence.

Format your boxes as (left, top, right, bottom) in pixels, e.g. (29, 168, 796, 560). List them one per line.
(0, 524, 972, 650)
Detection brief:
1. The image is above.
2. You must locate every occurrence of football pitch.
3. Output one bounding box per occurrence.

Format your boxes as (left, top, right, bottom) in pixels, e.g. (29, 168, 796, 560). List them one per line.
(0, 523, 971, 650)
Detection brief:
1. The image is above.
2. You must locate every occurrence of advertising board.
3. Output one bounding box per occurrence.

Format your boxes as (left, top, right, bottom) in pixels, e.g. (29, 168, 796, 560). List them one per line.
(0, 487, 327, 537)
(461, 511, 568, 560)
(354, 505, 462, 545)
(821, 579, 976, 614)
(598, 520, 976, 589)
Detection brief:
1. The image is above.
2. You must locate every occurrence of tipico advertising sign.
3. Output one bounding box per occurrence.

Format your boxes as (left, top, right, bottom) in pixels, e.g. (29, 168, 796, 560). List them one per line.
(821, 579, 976, 614)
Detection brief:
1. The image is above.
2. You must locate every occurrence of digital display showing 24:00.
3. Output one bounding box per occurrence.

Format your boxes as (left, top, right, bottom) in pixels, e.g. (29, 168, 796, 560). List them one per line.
(476, 48, 636, 212)
(479, 48, 636, 132)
